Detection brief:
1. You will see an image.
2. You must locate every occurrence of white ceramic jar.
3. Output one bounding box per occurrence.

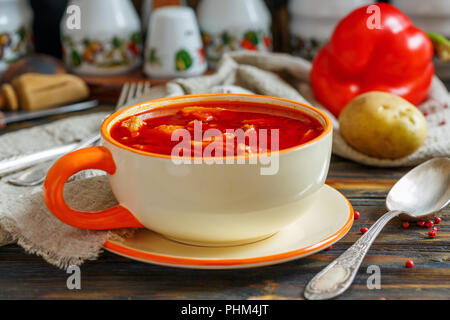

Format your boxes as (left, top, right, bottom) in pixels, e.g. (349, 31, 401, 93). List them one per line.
(144, 6, 207, 79)
(60, 0, 142, 75)
(140, 0, 188, 34)
(197, 0, 272, 67)
(0, 0, 33, 76)
(288, 0, 373, 60)
(392, 0, 450, 35)
(392, 0, 450, 79)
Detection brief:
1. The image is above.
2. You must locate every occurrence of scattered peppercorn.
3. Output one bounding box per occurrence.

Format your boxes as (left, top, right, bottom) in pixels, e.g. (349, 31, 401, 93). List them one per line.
(325, 245, 332, 251)
(417, 220, 425, 227)
(360, 227, 368, 234)
(433, 227, 439, 231)
(354, 211, 360, 220)
(378, 297, 386, 300)
(405, 260, 414, 268)
(440, 120, 446, 126)
(425, 220, 434, 229)
(402, 221, 410, 229)
(428, 230, 437, 238)
(435, 217, 442, 224)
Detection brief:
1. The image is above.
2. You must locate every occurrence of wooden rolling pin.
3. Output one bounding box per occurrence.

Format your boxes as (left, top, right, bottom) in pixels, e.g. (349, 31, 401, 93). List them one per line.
(0, 73, 89, 111)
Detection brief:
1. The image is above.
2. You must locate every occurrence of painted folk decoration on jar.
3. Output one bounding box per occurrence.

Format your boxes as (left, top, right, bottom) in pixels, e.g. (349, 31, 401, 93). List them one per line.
(288, 0, 373, 60)
(197, 0, 272, 67)
(144, 6, 207, 79)
(60, 0, 142, 75)
(0, 0, 33, 76)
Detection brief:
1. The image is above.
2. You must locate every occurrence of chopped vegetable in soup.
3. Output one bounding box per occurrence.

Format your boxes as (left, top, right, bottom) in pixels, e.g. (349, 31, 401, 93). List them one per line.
(110, 103, 324, 157)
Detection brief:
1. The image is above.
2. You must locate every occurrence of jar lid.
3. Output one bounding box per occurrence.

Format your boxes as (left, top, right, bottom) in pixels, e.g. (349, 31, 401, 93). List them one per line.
(197, 0, 271, 32)
(288, 0, 373, 18)
(392, 0, 450, 16)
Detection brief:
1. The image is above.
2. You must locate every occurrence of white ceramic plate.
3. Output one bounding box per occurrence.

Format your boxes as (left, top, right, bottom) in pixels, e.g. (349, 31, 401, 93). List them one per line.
(104, 184, 353, 269)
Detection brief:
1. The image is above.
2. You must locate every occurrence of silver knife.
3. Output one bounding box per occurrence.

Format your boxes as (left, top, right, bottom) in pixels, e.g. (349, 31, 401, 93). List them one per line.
(0, 132, 100, 177)
(0, 142, 79, 176)
(0, 100, 99, 127)
(8, 133, 101, 186)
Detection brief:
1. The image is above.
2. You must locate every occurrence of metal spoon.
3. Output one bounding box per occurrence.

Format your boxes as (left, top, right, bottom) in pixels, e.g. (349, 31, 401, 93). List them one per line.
(304, 157, 450, 300)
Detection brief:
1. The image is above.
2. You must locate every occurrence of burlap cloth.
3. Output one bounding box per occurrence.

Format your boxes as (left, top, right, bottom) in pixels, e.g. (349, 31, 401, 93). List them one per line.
(0, 52, 448, 268)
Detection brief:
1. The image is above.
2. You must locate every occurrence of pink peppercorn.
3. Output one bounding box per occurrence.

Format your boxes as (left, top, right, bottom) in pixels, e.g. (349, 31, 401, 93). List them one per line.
(405, 260, 414, 268)
(360, 227, 368, 234)
(425, 220, 434, 229)
(435, 217, 441, 224)
(354, 211, 360, 220)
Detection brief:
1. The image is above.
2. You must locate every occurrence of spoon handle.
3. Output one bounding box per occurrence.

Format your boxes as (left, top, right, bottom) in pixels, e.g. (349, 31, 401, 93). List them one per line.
(304, 210, 401, 300)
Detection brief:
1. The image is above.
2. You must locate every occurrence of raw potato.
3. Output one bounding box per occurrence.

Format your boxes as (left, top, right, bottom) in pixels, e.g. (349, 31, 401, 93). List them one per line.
(339, 91, 427, 159)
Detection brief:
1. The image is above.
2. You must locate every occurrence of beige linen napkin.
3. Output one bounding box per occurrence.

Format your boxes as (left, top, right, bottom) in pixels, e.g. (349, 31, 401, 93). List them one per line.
(0, 51, 448, 268)
(0, 113, 134, 267)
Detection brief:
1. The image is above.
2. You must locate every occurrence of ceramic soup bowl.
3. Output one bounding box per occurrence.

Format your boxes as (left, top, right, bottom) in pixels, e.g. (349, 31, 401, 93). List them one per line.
(43, 94, 332, 246)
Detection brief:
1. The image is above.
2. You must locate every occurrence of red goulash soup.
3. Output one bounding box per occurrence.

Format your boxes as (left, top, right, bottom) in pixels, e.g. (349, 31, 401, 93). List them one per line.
(110, 102, 324, 157)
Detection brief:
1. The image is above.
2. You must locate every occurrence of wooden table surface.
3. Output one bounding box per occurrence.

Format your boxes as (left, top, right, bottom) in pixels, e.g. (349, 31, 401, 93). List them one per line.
(0, 152, 448, 300)
(0, 78, 449, 300)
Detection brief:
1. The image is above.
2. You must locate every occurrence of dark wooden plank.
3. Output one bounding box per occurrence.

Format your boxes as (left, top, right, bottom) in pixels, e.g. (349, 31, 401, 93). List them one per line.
(0, 159, 448, 299)
(80, 70, 213, 104)
(1, 242, 449, 300)
(0, 171, 448, 300)
(0, 104, 449, 299)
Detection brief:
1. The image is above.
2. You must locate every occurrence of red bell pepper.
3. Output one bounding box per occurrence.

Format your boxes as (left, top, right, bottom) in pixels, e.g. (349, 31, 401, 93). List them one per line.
(311, 3, 434, 117)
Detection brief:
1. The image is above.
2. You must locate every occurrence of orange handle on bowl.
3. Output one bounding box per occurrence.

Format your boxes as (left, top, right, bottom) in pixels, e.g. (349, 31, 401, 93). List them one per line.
(43, 146, 143, 230)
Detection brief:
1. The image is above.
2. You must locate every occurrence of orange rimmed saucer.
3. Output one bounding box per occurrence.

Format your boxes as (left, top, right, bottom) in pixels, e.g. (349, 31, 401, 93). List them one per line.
(104, 185, 353, 269)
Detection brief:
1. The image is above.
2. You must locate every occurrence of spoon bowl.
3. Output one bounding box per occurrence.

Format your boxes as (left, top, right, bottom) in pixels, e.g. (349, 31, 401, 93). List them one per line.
(387, 157, 450, 220)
